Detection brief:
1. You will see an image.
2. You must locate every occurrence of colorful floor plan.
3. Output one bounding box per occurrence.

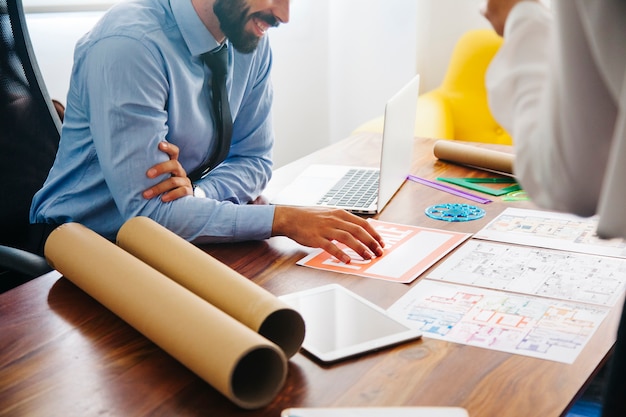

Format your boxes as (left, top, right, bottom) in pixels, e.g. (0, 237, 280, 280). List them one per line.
(388, 280, 609, 363)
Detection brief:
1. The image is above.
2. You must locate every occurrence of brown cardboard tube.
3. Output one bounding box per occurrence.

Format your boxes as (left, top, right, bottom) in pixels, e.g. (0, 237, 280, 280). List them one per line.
(116, 216, 305, 358)
(45, 223, 287, 410)
(433, 139, 514, 175)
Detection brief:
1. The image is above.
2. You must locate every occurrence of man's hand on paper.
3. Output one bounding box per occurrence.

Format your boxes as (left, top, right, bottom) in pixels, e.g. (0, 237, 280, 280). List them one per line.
(272, 206, 385, 264)
(481, 0, 540, 36)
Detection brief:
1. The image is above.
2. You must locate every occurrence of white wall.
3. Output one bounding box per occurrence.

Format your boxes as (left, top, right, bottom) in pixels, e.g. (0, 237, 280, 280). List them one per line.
(272, 0, 490, 166)
(269, 0, 421, 167)
(415, 0, 490, 90)
(25, 0, 491, 168)
(25, 11, 103, 103)
(267, 0, 330, 168)
(328, 1, 418, 145)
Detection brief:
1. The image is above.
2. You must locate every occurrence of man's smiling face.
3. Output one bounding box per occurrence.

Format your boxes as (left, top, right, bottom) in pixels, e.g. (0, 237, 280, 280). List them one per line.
(213, 0, 289, 53)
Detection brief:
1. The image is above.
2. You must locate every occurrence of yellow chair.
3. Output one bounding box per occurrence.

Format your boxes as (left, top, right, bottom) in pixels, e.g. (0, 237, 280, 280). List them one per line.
(353, 29, 512, 145)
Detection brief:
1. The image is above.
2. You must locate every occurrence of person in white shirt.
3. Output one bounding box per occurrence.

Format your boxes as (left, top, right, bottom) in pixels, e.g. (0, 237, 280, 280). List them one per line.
(482, 1, 626, 416)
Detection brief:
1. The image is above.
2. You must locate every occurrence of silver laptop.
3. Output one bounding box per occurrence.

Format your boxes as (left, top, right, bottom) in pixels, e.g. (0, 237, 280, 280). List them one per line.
(271, 74, 420, 214)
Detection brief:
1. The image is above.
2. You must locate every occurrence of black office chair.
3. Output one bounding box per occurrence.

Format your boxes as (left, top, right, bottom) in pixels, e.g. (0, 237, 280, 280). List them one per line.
(0, 0, 62, 293)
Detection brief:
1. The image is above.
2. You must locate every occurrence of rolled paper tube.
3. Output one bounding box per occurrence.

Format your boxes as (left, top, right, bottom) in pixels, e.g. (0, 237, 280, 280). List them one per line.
(433, 139, 515, 175)
(45, 223, 287, 410)
(116, 216, 305, 358)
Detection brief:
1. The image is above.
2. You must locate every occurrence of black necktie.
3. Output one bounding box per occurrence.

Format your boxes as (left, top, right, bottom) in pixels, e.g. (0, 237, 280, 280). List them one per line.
(189, 44, 233, 182)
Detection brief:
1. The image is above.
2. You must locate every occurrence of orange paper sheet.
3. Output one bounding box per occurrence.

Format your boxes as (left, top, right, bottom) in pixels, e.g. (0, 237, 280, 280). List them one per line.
(45, 221, 301, 409)
(297, 219, 471, 283)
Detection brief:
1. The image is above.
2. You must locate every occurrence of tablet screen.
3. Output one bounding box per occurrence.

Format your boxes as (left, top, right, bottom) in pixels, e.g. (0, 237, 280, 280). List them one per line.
(279, 284, 421, 363)
(281, 407, 469, 417)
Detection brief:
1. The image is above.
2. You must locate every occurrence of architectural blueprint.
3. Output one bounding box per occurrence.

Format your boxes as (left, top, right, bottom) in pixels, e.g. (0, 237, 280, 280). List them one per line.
(473, 208, 626, 258)
(388, 280, 609, 363)
(428, 240, 626, 307)
(387, 208, 626, 363)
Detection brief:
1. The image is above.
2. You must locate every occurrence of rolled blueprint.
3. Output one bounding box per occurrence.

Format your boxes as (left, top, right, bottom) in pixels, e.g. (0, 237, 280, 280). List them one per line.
(45, 223, 287, 410)
(116, 216, 305, 358)
(433, 139, 514, 175)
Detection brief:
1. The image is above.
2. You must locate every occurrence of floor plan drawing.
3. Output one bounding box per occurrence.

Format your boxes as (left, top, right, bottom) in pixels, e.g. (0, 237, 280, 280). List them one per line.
(474, 208, 626, 258)
(388, 280, 609, 363)
(387, 208, 626, 363)
(428, 240, 626, 307)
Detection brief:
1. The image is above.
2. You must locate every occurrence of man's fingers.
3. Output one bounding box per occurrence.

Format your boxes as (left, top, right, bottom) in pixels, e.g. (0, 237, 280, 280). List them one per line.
(333, 211, 385, 256)
(160, 186, 193, 202)
(318, 212, 385, 263)
(158, 141, 180, 158)
(147, 159, 187, 178)
(143, 177, 192, 200)
(318, 239, 352, 264)
(271, 206, 386, 262)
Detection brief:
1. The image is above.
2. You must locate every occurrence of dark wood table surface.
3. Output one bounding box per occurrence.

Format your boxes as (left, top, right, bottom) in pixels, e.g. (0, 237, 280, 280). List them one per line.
(1, 133, 620, 417)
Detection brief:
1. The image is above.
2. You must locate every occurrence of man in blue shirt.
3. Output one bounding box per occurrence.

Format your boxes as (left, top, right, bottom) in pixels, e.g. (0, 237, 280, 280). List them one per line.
(31, 0, 384, 263)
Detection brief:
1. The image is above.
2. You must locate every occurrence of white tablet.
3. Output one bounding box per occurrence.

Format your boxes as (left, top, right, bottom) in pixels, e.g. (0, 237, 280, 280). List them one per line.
(281, 407, 469, 417)
(279, 284, 422, 363)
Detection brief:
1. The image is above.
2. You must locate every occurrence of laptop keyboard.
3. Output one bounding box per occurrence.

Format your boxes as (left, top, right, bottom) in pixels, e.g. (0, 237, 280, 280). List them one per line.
(317, 168, 379, 209)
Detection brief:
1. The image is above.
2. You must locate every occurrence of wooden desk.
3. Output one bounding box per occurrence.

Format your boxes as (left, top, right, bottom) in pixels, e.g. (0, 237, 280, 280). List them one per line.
(0, 134, 620, 417)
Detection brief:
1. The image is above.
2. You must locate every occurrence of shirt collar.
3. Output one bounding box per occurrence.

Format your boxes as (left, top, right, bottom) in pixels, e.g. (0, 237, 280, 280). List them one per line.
(171, 0, 225, 56)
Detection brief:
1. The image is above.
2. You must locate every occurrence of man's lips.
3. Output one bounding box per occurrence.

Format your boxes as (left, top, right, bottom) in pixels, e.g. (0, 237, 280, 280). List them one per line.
(250, 14, 279, 37)
(252, 16, 269, 35)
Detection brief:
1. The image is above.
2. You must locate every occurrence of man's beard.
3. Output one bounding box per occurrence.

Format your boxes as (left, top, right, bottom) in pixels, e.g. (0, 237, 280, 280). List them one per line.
(213, 0, 278, 54)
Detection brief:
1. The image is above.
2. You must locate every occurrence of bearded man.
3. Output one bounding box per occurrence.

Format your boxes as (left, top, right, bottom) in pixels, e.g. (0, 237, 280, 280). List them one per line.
(31, 0, 384, 264)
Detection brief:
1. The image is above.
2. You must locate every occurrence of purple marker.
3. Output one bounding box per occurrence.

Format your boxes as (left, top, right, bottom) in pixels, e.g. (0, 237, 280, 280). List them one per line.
(406, 174, 492, 204)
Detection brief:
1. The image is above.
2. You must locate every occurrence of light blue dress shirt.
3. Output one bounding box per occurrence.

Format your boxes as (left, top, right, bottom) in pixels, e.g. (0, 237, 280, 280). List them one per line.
(30, 0, 276, 243)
